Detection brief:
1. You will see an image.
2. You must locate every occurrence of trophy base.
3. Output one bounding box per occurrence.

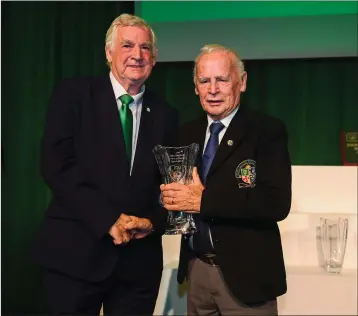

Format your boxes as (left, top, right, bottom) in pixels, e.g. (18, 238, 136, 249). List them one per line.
(325, 265, 343, 274)
(165, 223, 197, 236)
(165, 212, 197, 236)
(165, 228, 197, 236)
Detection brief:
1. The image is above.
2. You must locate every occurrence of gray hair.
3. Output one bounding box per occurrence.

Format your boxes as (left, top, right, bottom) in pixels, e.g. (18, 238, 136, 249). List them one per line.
(105, 13, 157, 56)
(193, 44, 245, 83)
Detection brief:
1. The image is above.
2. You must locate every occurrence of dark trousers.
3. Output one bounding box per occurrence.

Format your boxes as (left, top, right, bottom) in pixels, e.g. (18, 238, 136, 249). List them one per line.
(42, 266, 162, 316)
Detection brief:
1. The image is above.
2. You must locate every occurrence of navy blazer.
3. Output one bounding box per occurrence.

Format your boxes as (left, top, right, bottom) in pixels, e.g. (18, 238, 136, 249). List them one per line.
(177, 105, 292, 304)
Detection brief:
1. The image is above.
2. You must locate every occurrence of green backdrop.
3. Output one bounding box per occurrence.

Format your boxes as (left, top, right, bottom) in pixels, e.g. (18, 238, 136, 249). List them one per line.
(1, 1, 357, 315)
(137, 1, 358, 23)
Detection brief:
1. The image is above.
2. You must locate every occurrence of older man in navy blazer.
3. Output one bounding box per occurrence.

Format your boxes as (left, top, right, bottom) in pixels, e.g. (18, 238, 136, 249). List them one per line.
(161, 44, 291, 315)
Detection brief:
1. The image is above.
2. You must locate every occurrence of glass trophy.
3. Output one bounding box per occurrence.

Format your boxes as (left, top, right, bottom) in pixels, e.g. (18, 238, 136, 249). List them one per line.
(153, 143, 199, 235)
(319, 217, 348, 274)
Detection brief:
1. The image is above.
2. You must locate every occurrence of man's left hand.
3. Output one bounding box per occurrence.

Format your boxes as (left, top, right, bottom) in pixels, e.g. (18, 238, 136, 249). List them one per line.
(124, 216, 153, 240)
(160, 167, 204, 213)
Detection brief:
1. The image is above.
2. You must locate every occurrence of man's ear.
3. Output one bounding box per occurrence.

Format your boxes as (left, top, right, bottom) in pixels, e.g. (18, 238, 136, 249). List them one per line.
(105, 45, 112, 64)
(195, 86, 199, 95)
(240, 71, 247, 92)
(152, 48, 158, 67)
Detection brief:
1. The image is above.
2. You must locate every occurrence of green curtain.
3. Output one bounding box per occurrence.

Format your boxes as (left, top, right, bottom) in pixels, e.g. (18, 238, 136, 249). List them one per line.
(1, 2, 134, 314)
(147, 57, 358, 165)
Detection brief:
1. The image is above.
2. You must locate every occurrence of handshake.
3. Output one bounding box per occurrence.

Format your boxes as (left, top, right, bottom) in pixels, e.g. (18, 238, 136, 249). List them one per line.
(108, 213, 153, 246)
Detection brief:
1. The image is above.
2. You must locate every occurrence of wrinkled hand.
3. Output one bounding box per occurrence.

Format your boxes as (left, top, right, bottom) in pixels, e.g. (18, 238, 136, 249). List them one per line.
(109, 213, 132, 245)
(124, 216, 153, 240)
(160, 167, 204, 213)
(109, 214, 154, 245)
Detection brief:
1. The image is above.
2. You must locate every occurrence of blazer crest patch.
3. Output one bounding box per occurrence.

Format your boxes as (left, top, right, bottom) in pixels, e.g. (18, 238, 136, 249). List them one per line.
(235, 159, 256, 188)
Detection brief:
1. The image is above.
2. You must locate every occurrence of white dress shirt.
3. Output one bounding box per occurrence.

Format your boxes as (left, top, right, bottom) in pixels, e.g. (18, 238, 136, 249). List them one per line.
(109, 72, 145, 174)
(203, 106, 239, 154)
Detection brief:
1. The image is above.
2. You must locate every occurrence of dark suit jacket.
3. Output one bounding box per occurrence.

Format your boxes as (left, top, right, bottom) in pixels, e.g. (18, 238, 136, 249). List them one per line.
(32, 75, 179, 283)
(177, 105, 292, 303)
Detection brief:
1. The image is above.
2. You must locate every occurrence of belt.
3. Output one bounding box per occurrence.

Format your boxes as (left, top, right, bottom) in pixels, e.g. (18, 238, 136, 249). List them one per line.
(197, 253, 219, 266)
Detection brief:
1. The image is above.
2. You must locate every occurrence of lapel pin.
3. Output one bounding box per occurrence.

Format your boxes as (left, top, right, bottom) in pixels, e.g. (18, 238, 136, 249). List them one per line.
(227, 140, 234, 146)
(146, 107, 151, 112)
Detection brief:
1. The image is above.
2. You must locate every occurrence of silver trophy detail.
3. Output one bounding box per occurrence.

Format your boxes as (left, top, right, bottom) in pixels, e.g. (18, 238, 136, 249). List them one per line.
(153, 143, 199, 235)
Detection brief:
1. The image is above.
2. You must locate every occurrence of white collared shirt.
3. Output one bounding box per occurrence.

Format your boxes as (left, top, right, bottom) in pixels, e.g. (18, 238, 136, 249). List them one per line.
(203, 106, 239, 153)
(109, 72, 145, 173)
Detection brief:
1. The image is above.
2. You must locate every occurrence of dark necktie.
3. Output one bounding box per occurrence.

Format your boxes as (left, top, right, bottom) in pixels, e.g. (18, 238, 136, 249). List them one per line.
(193, 121, 225, 255)
(119, 94, 134, 162)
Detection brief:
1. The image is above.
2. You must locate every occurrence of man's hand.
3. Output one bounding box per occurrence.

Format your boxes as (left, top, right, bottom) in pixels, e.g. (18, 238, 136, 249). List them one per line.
(124, 216, 153, 240)
(160, 167, 204, 213)
(109, 213, 132, 245)
(109, 214, 154, 245)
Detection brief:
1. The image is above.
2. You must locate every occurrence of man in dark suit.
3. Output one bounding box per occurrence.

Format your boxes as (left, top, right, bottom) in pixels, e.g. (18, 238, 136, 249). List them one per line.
(32, 14, 178, 315)
(160, 44, 291, 315)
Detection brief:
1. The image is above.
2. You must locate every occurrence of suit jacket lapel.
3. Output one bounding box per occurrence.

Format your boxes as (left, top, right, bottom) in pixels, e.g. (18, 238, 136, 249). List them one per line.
(94, 76, 130, 175)
(208, 106, 249, 177)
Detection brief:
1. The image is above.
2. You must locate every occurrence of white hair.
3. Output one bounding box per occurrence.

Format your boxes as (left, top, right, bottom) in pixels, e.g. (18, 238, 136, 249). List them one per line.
(193, 44, 245, 83)
(105, 13, 157, 56)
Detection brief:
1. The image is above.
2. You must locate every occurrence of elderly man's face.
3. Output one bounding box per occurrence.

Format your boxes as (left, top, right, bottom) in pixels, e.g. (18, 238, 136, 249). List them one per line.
(195, 51, 247, 120)
(106, 26, 156, 87)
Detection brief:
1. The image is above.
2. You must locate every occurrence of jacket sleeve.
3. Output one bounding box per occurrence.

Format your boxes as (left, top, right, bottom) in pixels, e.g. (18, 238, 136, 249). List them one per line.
(41, 80, 119, 239)
(200, 119, 292, 222)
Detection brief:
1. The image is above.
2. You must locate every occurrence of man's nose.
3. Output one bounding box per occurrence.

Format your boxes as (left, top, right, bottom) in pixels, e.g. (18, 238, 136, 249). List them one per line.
(208, 82, 218, 94)
(132, 45, 143, 60)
